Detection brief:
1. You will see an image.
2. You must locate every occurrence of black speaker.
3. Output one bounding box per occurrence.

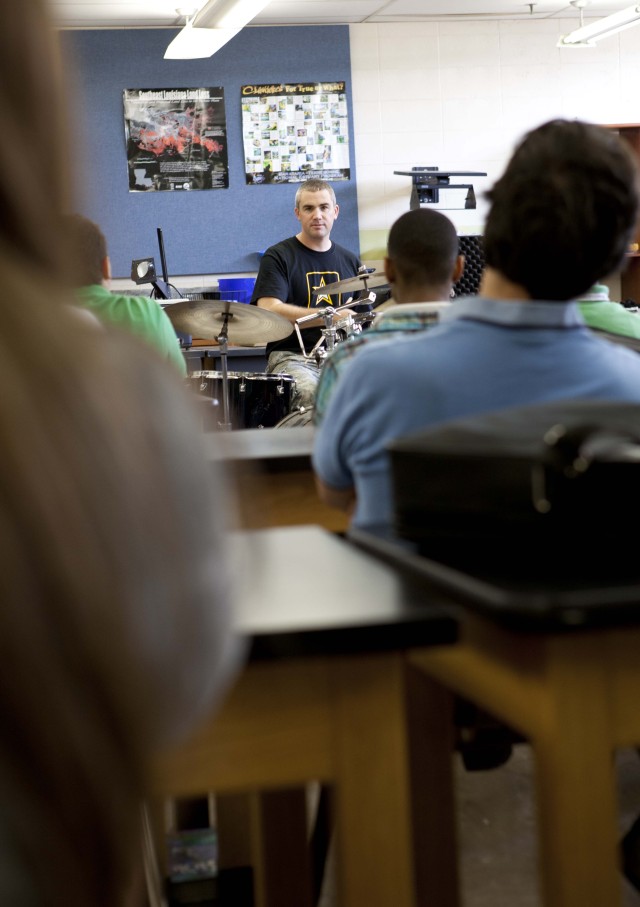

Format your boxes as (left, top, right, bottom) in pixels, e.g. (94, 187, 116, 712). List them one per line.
(453, 235, 484, 297)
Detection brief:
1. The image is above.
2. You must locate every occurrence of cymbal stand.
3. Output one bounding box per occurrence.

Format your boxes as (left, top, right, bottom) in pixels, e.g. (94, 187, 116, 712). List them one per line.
(216, 314, 233, 432)
(294, 297, 373, 365)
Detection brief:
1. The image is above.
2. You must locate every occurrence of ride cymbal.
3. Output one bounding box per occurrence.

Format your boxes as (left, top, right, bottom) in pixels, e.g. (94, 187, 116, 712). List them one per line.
(163, 298, 293, 345)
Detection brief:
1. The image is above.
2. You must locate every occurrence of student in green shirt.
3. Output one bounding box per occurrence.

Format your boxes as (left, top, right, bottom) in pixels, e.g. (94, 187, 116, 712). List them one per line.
(63, 214, 187, 376)
(576, 282, 640, 340)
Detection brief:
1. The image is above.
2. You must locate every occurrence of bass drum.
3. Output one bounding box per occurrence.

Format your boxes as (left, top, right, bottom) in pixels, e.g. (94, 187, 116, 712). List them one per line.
(188, 371, 295, 430)
(274, 405, 314, 428)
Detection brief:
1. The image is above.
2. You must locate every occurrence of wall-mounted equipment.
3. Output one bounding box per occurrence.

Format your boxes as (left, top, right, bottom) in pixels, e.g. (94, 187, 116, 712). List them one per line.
(394, 167, 487, 210)
(131, 228, 183, 299)
(130, 257, 169, 297)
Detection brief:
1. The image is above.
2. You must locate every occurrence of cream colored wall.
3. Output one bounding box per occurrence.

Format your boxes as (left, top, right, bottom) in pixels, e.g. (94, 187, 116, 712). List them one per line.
(351, 16, 640, 264)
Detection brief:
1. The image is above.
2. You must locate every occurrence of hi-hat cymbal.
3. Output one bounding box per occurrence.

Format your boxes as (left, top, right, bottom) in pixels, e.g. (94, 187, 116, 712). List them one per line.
(311, 271, 390, 297)
(163, 298, 292, 345)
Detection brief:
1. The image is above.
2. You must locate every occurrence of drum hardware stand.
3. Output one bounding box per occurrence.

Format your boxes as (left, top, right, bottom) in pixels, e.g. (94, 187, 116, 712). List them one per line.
(215, 314, 234, 432)
(294, 293, 378, 366)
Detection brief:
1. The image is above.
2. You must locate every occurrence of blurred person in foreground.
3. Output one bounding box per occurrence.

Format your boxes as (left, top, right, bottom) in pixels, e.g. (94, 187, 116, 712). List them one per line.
(0, 4, 240, 907)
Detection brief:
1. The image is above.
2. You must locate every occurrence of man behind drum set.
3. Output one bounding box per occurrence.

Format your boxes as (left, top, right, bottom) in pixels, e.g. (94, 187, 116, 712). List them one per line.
(250, 178, 362, 410)
(314, 208, 464, 425)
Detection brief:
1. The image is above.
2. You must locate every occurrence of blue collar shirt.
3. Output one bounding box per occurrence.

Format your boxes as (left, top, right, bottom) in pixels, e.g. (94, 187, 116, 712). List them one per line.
(313, 296, 640, 538)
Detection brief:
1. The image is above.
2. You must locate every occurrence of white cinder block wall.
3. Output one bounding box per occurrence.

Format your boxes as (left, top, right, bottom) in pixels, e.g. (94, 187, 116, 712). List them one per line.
(351, 16, 640, 266)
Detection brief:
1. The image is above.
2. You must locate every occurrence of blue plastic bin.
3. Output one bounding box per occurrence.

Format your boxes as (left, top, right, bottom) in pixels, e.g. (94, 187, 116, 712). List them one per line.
(217, 277, 256, 304)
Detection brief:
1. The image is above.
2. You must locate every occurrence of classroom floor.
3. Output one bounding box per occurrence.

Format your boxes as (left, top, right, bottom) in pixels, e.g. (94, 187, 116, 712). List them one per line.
(456, 745, 640, 907)
(316, 745, 640, 907)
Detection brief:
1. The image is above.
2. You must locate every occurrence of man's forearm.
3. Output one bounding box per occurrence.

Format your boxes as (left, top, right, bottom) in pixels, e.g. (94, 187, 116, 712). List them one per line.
(257, 297, 324, 326)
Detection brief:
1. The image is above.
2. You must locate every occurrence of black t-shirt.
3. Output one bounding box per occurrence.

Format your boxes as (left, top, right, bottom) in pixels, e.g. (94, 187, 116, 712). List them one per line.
(250, 236, 362, 355)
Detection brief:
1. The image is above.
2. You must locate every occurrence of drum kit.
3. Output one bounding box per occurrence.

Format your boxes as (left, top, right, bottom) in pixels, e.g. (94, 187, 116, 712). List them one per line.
(163, 270, 388, 431)
(295, 270, 388, 365)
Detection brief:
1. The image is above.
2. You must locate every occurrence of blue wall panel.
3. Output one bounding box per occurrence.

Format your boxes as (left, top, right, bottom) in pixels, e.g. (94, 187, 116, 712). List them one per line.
(64, 26, 358, 278)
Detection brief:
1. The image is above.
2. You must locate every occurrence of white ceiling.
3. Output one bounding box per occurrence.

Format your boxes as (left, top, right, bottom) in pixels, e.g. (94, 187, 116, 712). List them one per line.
(50, 0, 637, 29)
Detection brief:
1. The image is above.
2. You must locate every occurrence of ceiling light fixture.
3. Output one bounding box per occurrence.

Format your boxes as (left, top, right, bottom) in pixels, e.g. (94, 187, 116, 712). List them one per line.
(164, 20, 240, 58)
(558, 2, 640, 48)
(164, 0, 270, 59)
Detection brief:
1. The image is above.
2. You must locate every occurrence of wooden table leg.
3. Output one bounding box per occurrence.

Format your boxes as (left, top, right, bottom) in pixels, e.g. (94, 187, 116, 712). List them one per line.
(411, 625, 630, 907)
(153, 654, 460, 907)
(250, 789, 313, 907)
(532, 634, 620, 907)
(331, 653, 459, 907)
(406, 664, 459, 907)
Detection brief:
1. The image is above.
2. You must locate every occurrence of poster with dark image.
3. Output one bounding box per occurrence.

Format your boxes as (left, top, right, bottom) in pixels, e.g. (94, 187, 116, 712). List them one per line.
(123, 88, 228, 192)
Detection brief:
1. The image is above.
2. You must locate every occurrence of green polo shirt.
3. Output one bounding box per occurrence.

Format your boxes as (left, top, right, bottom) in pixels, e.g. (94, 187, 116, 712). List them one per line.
(577, 284, 640, 340)
(76, 284, 187, 376)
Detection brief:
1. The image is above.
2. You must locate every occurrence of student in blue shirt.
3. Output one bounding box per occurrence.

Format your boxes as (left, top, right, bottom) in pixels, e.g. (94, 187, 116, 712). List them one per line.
(313, 119, 640, 539)
(314, 207, 464, 424)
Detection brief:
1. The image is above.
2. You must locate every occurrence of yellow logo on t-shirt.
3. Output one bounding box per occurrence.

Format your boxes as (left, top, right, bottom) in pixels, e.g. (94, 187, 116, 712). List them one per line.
(307, 271, 340, 307)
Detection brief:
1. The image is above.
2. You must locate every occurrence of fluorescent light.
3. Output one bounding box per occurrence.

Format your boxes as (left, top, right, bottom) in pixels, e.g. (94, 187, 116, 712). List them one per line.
(193, 0, 271, 30)
(558, 4, 640, 47)
(164, 21, 240, 58)
(164, 0, 270, 59)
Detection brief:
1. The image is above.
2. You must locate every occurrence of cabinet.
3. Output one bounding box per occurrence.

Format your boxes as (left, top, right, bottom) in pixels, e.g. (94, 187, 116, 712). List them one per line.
(604, 124, 640, 303)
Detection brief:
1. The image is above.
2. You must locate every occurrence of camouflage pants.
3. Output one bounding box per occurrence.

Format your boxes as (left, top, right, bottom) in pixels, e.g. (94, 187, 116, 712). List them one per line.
(266, 351, 321, 414)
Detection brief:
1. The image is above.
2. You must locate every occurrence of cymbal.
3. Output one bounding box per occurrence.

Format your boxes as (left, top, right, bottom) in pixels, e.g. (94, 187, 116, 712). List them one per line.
(311, 271, 390, 297)
(163, 298, 292, 345)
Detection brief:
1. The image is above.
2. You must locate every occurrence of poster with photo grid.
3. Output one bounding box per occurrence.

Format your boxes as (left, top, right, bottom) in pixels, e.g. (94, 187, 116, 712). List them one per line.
(241, 81, 350, 185)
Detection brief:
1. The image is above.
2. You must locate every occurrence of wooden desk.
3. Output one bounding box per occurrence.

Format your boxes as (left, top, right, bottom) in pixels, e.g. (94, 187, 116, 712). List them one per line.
(349, 531, 640, 907)
(207, 426, 348, 532)
(410, 618, 640, 907)
(152, 526, 459, 907)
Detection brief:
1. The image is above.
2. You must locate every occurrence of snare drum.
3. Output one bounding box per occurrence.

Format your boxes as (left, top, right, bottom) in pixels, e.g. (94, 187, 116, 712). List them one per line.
(188, 371, 295, 430)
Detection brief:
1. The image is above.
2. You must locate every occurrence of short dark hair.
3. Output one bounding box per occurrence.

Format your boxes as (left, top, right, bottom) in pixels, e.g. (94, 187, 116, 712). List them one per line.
(387, 209, 459, 286)
(483, 119, 640, 300)
(295, 178, 336, 207)
(62, 214, 107, 287)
